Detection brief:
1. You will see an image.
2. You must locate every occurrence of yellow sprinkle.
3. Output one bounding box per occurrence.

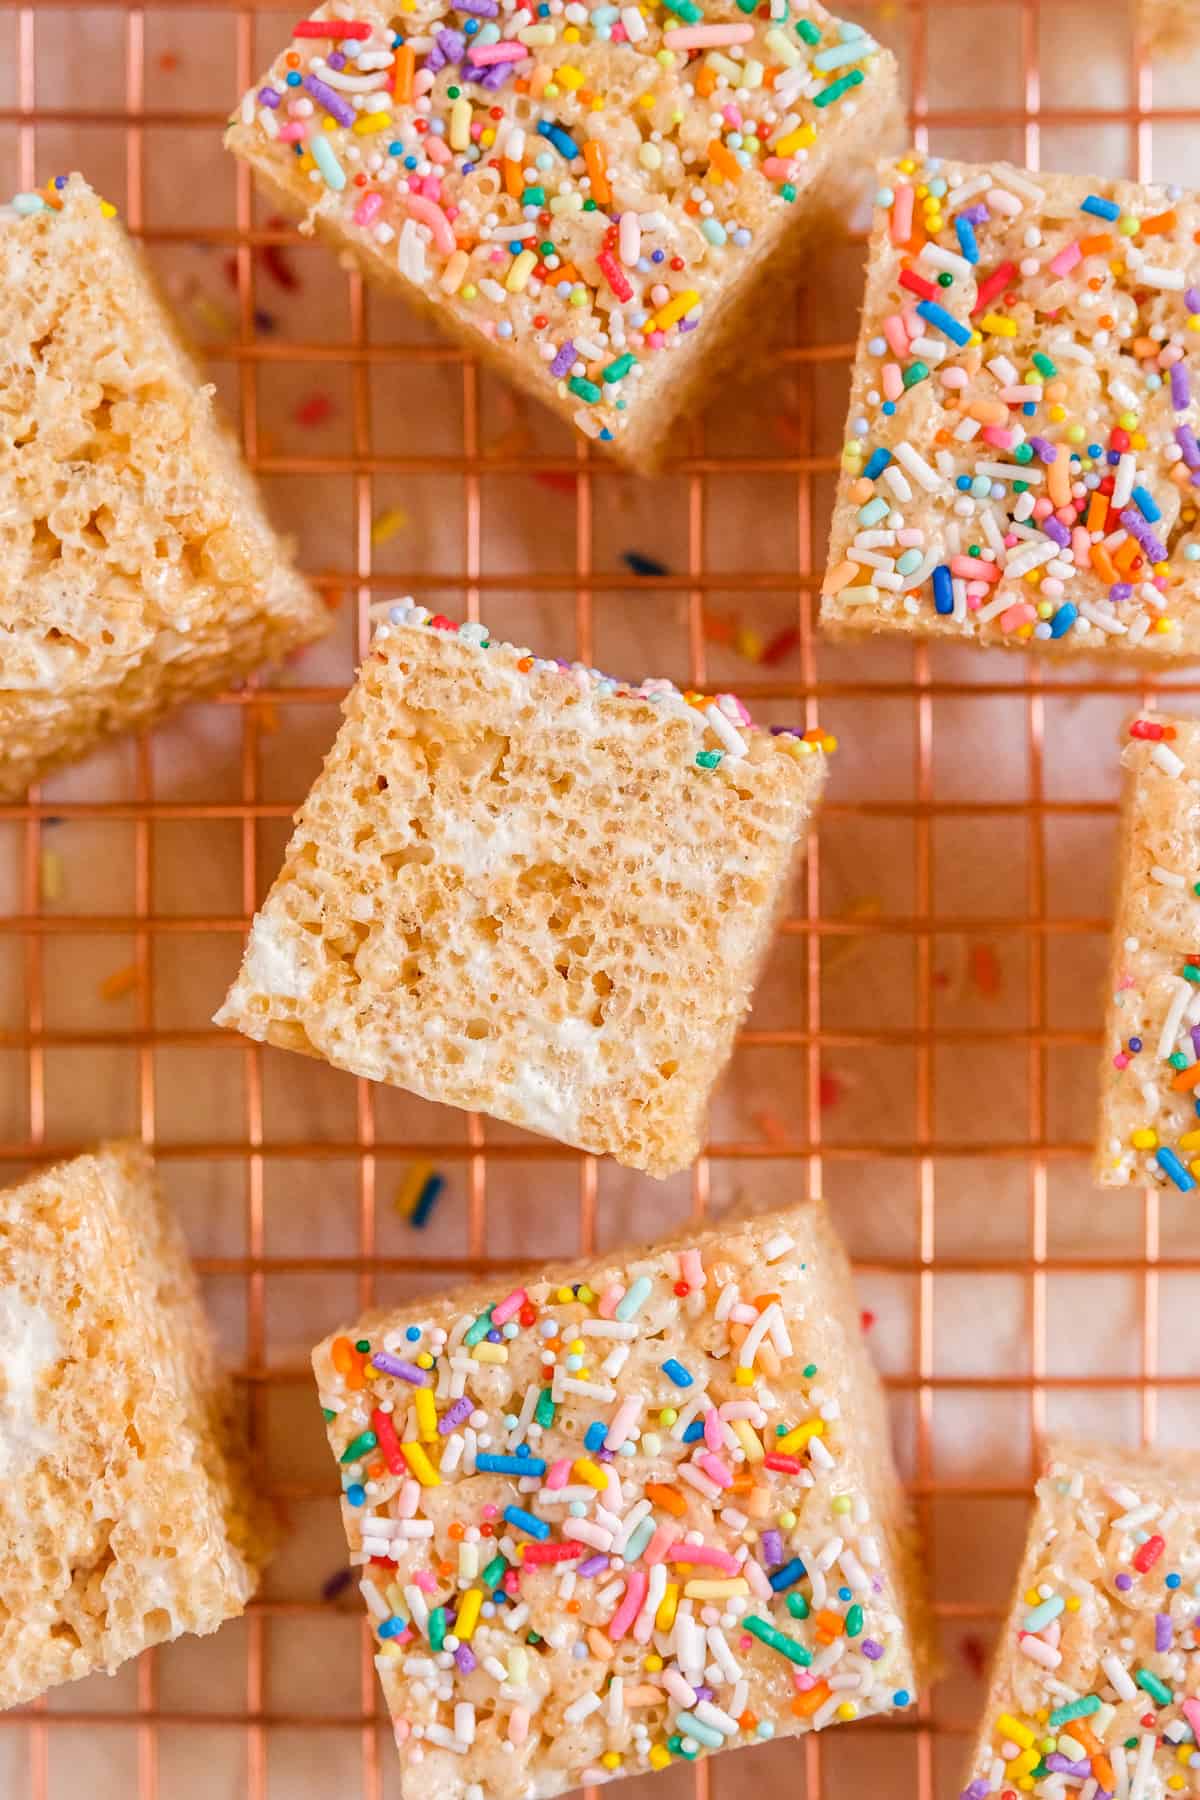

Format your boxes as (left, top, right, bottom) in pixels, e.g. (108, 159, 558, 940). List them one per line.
(1064, 1595, 1081, 1611)
(440, 249, 469, 295)
(682, 1578, 750, 1599)
(652, 288, 699, 331)
(415, 1386, 438, 1443)
(372, 506, 409, 546)
(1131, 1128, 1158, 1149)
(644, 1654, 663, 1672)
(979, 313, 1018, 337)
(775, 1416, 825, 1455)
(353, 113, 390, 134)
(455, 1588, 483, 1640)
(655, 1582, 679, 1632)
(472, 1342, 508, 1364)
(997, 1714, 1036, 1751)
(1007, 1749, 1039, 1781)
(600, 1753, 621, 1770)
(734, 1366, 755, 1386)
(401, 1441, 440, 1486)
(449, 96, 472, 150)
(649, 1747, 672, 1772)
(416, 1351, 434, 1369)
(573, 1458, 609, 1489)
(730, 1419, 764, 1462)
(1023, 1589, 1041, 1606)
(837, 1702, 857, 1720)
(773, 124, 815, 157)
(555, 63, 585, 88)
(40, 851, 62, 902)
(395, 1161, 433, 1216)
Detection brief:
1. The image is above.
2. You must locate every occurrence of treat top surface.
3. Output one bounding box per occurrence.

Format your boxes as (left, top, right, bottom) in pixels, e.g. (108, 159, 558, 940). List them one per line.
(313, 1211, 915, 1798)
(961, 1445, 1200, 1800)
(1101, 713, 1200, 1192)
(231, 0, 889, 451)
(0, 1288, 60, 1480)
(825, 151, 1200, 653)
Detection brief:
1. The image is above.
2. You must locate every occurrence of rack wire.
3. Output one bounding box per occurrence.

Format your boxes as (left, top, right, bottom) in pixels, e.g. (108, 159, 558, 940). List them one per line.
(2, 0, 1199, 1795)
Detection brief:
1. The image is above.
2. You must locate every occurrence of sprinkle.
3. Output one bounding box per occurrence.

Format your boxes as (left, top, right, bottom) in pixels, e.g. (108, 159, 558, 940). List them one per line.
(744, 1615, 812, 1666)
(310, 134, 347, 191)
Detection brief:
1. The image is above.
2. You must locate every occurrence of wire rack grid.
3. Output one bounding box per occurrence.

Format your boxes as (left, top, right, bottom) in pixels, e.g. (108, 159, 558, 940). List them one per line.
(2, 0, 1200, 1797)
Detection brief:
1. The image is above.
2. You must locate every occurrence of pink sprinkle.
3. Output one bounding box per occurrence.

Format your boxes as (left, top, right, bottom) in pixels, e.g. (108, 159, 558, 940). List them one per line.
(1032, 497, 1053, 519)
(761, 158, 794, 182)
(950, 555, 999, 583)
(890, 183, 914, 246)
(982, 426, 1016, 450)
(277, 122, 308, 143)
(425, 136, 452, 165)
(481, 1502, 499, 1518)
(882, 363, 904, 401)
(1183, 1698, 1200, 1745)
(999, 602, 1037, 633)
(491, 1288, 528, 1327)
(1049, 241, 1082, 278)
(467, 39, 527, 63)
(679, 1248, 705, 1289)
(697, 1454, 734, 1489)
(608, 1570, 648, 1640)
(598, 1285, 623, 1319)
(414, 1569, 438, 1593)
(643, 1524, 677, 1568)
(881, 313, 909, 358)
(704, 1408, 724, 1452)
(664, 1542, 739, 1573)
(353, 191, 384, 229)
(1113, 1053, 1130, 1069)
(546, 1459, 572, 1490)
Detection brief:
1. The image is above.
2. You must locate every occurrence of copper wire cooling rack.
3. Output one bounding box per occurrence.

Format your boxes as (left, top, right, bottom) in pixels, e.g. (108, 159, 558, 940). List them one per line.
(4, 1, 1200, 1796)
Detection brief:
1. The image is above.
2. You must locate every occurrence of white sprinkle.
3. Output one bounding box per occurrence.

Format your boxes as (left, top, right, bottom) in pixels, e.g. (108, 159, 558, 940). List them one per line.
(894, 440, 943, 491)
(1153, 743, 1186, 778)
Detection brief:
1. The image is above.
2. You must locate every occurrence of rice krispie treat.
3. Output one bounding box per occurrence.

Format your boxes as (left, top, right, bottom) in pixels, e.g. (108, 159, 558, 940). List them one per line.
(226, 1, 898, 473)
(0, 175, 327, 801)
(959, 1439, 1200, 1800)
(821, 151, 1200, 659)
(1097, 711, 1200, 1190)
(1141, 0, 1200, 57)
(215, 601, 831, 1176)
(313, 1197, 928, 1799)
(0, 1142, 274, 1708)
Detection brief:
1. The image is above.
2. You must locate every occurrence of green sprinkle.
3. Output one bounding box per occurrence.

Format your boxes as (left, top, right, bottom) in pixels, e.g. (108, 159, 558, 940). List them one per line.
(569, 375, 602, 404)
(322, 1408, 336, 1422)
(538, 240, 556, 256)
(796, 17, 821, 41)
(662, 0, 703, 20)
(668, 1735, 698, 1761)
(603, 352, 636, 383)
(813, 68, 864, 107)
(1194, 882, 1200, 897)
(1033, 351, 1057, 378)
(1048, 1695, 1100, 1729)
(1135, 1668, 1172, 1707)
(535, 1387, 556, 1428)
(447, 84, 460, 98)
(779, 181, 797, 203)
(786, 1592, 810, 1620)
(1013, 442, 1034, 464)
(1013, 480, 1029, 494)
(803, 1363, 818, 1377)
(937, 271, 954, 287)
(735, 0, 758, 11)
(1125, 1737, 1139, 1750)
(428, 1605, 447, 1652)
(527, 1631, 543, 1646)
(465, 1310, 493, 1347)
(1170, 1052, 1189, 1069)
(521, 187, 545, 206)
(481, 1553, 508, 1589)
(902, 360, 929, 389)
(582, 197, 597, 211)
(845, 1604, 864, 1637)
(340, 1429, 378, 1464)
(355, 1340, 371, 1353)
(744, 1615, 812, 1666)
(696, 749, 723, 769)
(1184, 964, 1200, 983)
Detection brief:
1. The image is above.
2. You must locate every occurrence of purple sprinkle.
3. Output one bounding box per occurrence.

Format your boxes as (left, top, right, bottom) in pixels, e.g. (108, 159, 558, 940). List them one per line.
(550, 340, 576, 378)
(321, 1566, 354, 1601)
(1156, 1611, 1174, 1651)
(861, 1639, 883, 1660)
(454, 1644, 477, 1674)
(578, 1555, 609, 1578)
(1110, 582, 1133, 602)
(769, 725, 804, 737)
(424, 42, 447, 72)
(960, 204, 990, 225)
(439, 1396, 473, 1435)
(371, 1352, 429, 1384)
(1042, 515, 1071, 547)
(328, 50, 347, 70)
(437, 26, 467, 60)
(258, 85, 282, 108)
(1046, 1755, 1091, 1778)
(960, 1785, 990, 1800)
(1171, 362, 1191, 411)
(694, 1687, 714, 1703)
(456, 0, 500, 14)
(304, 72, 355, 127)
(1120, 507, 1167, 564)
(1116, 1572, 1134, 1592)
(477, 59, 519, 89)
(1028, 435, 1058, 464)
(597, 1447, 615, 1463)
(761, 1529, 784, 1570)
(1176, 424, 1200, 470)
(1190, 1024, 1200, 1058)
(1187, 286, 1200, 314)
(679, 315, 699, 333)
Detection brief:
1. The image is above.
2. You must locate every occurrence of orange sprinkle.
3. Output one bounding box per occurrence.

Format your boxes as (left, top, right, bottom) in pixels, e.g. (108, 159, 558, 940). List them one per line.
(695, 65, 717, 97)
(1079, 232, 1113, 256)
(812, 1609, 845, 1640)
(99, 963, 139, 1002)
(1086, 491, 1109, 533)
(1113, 537, 1145, 577)
(393, 43, 414, 102)
(738, 1712, 758, 1732)
(1141, 208, 1178, 236)
(331, 1335, 366, 1390)
(791, 1681, 832, 1718)
(504, 158, 523, 197)
(645, 1483, 687, 1516)
(1090, 544, 1119, 585)
(1170, 1064, 1200, 1092)
(584, 140, 611, 205)
(706, 139, 742, 183)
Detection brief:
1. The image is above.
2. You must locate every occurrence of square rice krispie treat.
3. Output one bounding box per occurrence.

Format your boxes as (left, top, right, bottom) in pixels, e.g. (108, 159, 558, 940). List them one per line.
(0, 175, 328, 801)
(1141, 0, 1200, 57)
(312, 1196, 928, 1799)
(1098, 711, 1200, 1190)
(0, 1142, 274, 1708)
(215, 602, 830, 1176)
(226, 1, 898, 473)
(822, 151, 1200, 659)
(959, 1438, 1200, 1800)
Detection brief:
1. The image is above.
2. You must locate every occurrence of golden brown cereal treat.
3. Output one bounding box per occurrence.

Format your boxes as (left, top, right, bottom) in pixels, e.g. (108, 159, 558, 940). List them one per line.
(0, 1143, 275, 1709)
(0, 175, 328, 801)
(821, 151, 1200, 660)
(1141, 0, 1200, 56)
(225, 1, 899, 474)
(215, 603, 829, 1176)
(1097, 712, 1200, 1191)
(312, 1196, 929, 1800)
(957, 1439, 1200, 1800)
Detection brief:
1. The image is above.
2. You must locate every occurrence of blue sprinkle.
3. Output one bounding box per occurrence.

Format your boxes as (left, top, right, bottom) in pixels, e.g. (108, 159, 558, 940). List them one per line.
(476, 1453, 548, 1476)
(503, 1505, 550, 1541)
(410, 1173, 444, 1228)
(769, 1557, 807, 1591)
(915, 299, 970, 347)
(863, 447, 892, 481)
(536, 119, 579, 159)
(377, 1616, 407, 1638)
(1132, 485, 1162, 523)
(1168, 1573, 1182, 1589)
(1082, 194, 1121, 221)
(682, 1420, 705, 1443)
(662, 1358, 694, 1387)
(584, 1422, 607, 1452)
(622, 549, 670, 577)
(893, 1690, 911, 1708)
(346, 1483, 366, 1506)
(1049, 602, 1078, 639)
(932, 565, 955, 615)
(1156, 1146, 1195, 1192)
(954, 215, 979, 264)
